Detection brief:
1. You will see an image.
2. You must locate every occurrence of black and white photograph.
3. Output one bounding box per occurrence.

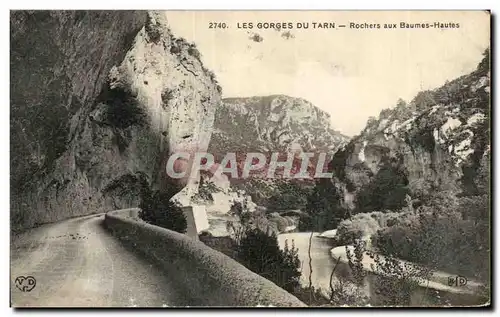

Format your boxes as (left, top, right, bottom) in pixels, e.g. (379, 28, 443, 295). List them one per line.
(9, 10, 491, 308)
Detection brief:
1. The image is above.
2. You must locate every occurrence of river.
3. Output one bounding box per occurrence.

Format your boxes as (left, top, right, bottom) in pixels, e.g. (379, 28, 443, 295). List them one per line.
(277, 232, 340, 292)
(277, 232, 487, 306)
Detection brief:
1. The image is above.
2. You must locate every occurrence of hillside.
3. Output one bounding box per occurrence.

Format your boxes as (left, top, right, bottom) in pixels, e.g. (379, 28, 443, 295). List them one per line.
(323, 49, 490, 213)
(203, 95, 349, 211)
(211, 95, 348, 155)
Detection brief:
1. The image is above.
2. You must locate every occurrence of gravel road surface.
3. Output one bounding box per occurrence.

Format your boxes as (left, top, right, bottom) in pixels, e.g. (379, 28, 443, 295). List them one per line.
(10, 214, 189, 307)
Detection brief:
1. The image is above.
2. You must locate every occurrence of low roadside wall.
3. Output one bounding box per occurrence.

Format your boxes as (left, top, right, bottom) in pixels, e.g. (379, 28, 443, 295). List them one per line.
(104, 208, 306, 307)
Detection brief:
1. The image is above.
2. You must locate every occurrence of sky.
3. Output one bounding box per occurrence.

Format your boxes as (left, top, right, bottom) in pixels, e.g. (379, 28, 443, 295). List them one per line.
(166, 11, 490, 136)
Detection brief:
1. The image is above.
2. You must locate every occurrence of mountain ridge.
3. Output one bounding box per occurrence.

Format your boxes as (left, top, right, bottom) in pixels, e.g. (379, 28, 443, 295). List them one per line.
(323, 49, 490, 213)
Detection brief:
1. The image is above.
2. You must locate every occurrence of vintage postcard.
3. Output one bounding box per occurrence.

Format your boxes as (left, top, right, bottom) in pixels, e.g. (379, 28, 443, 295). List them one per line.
(10, 10, 490, 307)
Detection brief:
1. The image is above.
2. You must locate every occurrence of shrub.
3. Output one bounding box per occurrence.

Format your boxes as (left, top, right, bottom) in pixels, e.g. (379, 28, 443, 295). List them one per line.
(372, 225, 420, 261)
(161, 88, 175, 106)
(193, 179, 220, 202)
(294, 283, 369, 307)
(236, 228, 301, 293)
(372, 194, 490, 282)
(293, 286, 331, 306)
(229, 201, 245, 218)
(328, 279, 370, 306)
(370, 253, 433, 306)
(206, 69, 217, 82)
(266, 181, 313, 211)
(283, 216, 296, 227)
(227, 201, 280, 242)
(269, 213, 289, 232)
(145, 14, 163, 43)
(99, 85, 147, 130)
(301, 181, 349, 232)
(335, 213, 381, 245)
(346, 240, 368, 286)
(355, 162, 409, 213)
(139, 190, 187, 233)
(346, 239, 431, 306)
(252, 214, 279, 235)
(187, 43, 202, 59)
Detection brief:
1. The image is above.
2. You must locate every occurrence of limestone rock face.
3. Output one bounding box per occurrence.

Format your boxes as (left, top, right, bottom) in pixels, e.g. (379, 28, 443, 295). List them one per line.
(11, 11, 221, 230)
(210, 95, 348, 156)
(11, 10, 148, 192)
(324, 52, 490, 211)
(204, 95, 349, 209)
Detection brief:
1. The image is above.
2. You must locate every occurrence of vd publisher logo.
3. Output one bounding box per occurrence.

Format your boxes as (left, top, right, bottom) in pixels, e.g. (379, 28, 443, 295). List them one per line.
(14, 276, 36, 292)
(448, 275, 468, 287)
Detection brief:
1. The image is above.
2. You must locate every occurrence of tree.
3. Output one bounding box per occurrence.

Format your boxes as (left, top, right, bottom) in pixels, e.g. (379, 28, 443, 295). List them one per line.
(372, 193, 490, 284)
(236, 228, 301, 293)
(346, 240, 367, 286)
(396, 98, 407, 109)
(226, 201, 250, 245)
(346, 239, 432, 306)
(477, 47, 490, 73)
(259, 180, 313, 211)
(355, 161, 409, 213)
(139, 189, 187, 233)
(301, 180, 349, 232)
(370, 253, 432, 306)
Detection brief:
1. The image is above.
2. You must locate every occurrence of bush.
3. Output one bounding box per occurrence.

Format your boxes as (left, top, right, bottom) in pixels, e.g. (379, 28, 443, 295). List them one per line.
(99, 85, 147, 130)
(187, 43, 202, 59)
(355, 162, 409, 213)
(236, 228, 301, 293)
(228, 201, 283, 235)
(335, 213, 381, 245)
(372, 225, 420, 261)
(268, 213, 289, 232)
(252, 214, 279, 235)
(370, 253, 432, 306)
(328, 279, 370, 306)
(139, 190, 187, 233)
(266, 181, 313, 211)
(372, 194, 490, 282)
(227, 201, 281, 243)
(301, 181, 349, 232)
(345, 239, 431, 306)
(145, 14, 163, 43)
(283, 216, 296, 227)
(192, 179, 220, 202)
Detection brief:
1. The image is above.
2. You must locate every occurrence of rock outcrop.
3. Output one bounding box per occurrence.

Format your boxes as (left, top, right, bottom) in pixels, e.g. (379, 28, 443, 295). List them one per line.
(204, 95, 349, 210)
(11, 11, 221, 230)
(210, 95, 348, 155)
(324, 50, 490, 212)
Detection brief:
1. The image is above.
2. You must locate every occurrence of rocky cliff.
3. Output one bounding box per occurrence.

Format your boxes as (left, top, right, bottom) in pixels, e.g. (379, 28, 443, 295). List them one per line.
(203, 95, 348, 211)
(325, 50, 490, 212)
(210, 95, 348, 156)
(11, 11, 221, 231)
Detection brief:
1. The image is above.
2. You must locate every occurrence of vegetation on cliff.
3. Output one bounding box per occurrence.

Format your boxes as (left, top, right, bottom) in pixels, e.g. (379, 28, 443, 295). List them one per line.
(139, 189, 187, 233)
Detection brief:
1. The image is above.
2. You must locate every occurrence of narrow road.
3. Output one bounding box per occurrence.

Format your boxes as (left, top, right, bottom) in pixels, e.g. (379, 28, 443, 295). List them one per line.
(10, 214, 189, 307)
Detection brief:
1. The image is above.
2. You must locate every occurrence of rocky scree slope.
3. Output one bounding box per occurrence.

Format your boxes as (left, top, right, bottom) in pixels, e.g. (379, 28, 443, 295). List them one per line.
(324, 51, 490, 212)
(11, 11, 221, 231)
